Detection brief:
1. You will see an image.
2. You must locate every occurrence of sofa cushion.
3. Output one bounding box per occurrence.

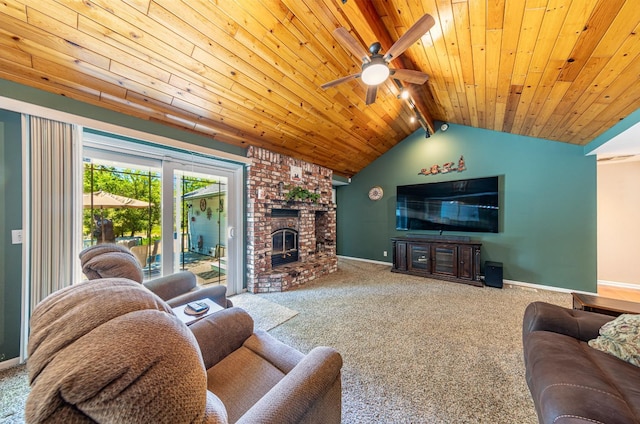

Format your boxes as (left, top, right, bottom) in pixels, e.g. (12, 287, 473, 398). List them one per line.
(522, 301, 611, 342)
(27, 309, 222, 423)
(27, 278, 172, 382)
(524, 330, 640, 424)
(205, 330, 310, 422)
(207, 345, 287, 423)
(79, 243, 144, 282)
(27, 278, 228, 423)
(589, 313, 640, 367)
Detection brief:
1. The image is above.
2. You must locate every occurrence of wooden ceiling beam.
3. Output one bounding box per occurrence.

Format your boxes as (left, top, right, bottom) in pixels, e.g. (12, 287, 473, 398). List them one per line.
(353, 0, 436, 134)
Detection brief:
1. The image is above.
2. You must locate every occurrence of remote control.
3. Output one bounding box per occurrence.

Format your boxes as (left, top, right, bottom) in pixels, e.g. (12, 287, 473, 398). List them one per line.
(186, 301, 208, 313)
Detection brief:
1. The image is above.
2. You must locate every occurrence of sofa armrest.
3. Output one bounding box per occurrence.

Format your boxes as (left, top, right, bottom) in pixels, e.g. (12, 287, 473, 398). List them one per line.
(143, 271, 197, 301)
(236, 346, 343, 424)
(189, 307, 254, 369)
(523, 301, 613, 342)
(243, 330, 305, 373)
(166, 285, 229, 308)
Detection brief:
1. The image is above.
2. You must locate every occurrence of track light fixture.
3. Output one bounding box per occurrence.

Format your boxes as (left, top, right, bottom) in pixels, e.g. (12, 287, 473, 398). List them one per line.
(392, 79, 427, 131)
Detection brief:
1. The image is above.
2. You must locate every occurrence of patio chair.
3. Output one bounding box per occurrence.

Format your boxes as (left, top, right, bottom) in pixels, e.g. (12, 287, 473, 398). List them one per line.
(130, 244, 150, 268)
(149, 239, 161, 265)
(214, 244, 226, 259)
(130, 240, 161, 268)
(79, 243, 232, 308)
(116, 238, 137, 249)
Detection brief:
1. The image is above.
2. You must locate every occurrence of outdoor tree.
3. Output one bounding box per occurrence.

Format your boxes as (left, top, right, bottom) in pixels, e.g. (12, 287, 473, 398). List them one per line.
(84, 164, 160, 242)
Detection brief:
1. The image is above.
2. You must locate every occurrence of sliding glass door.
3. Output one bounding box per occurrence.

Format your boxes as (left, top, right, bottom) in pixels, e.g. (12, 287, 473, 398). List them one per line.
(84, 131, 243, 295)
(170, 169, 228, 287)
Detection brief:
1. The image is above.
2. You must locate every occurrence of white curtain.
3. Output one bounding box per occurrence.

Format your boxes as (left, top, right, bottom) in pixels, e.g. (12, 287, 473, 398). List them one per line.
(27, 116, 81, 312)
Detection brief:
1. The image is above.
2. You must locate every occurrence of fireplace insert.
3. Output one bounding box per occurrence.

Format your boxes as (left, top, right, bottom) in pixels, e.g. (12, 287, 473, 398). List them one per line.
(271, 228, 299, 267)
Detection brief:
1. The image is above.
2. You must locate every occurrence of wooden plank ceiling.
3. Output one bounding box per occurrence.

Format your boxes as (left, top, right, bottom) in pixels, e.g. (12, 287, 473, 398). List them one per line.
(0, 0, 638, 177)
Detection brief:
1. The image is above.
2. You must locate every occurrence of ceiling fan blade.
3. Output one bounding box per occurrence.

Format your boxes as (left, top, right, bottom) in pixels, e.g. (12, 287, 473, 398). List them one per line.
(365, 85, 378, 105)
(333, 27, 371, 63)
(383, 14, 436, 61)
(390, 69, 430, 85)
(321, 73, 361, 89)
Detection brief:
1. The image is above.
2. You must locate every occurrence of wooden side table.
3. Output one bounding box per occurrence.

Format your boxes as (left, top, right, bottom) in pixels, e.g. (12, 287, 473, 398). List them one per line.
(571, 292, 640, 317)
(172, 298, 224, 325)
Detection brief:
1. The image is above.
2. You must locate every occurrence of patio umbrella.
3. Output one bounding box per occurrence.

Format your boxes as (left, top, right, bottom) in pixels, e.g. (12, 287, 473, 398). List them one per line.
(83, 191, 153, 243)
(83, 190, 152, 209)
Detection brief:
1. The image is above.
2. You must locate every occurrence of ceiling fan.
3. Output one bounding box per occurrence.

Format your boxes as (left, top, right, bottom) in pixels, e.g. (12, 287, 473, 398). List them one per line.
(321, 14, 435, 105)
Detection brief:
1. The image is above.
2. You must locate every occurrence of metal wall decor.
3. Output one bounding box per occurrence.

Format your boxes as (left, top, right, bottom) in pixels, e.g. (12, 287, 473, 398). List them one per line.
(419, 155, 466, 176)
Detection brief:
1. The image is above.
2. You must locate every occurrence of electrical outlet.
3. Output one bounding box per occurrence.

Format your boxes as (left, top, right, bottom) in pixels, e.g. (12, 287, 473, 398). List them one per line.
(383, 250, 387, 257)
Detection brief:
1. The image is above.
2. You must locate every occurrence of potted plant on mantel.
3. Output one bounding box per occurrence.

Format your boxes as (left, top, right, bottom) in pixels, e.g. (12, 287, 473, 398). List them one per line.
(285, 185, 321, 203)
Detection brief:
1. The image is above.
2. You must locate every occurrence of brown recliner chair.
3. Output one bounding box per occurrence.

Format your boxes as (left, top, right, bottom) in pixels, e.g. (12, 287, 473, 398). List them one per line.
(26, 278, 343, 423)
(79, 243, 231, 308)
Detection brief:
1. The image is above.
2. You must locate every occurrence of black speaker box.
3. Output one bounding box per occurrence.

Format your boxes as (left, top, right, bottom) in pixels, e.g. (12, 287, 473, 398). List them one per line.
(484, 261, 503, 288)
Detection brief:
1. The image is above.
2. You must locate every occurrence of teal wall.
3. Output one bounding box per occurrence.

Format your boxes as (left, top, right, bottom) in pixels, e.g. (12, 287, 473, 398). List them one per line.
(0, 109, 23, 361)
(336, 124, 597, 292)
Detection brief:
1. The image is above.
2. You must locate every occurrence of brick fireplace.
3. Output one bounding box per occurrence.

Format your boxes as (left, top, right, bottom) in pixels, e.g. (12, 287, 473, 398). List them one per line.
(246, 147, 337, 293)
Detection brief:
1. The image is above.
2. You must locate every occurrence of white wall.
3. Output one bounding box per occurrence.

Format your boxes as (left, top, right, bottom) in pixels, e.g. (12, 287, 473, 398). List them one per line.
(598, 160, 640, 286)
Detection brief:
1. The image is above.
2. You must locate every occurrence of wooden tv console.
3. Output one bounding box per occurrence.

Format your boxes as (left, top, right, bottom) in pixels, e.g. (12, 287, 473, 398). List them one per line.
(391, 237, 482, 287)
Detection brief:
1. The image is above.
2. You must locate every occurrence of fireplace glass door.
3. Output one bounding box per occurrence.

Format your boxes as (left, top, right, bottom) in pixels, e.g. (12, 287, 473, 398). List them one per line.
(272, 229, 299, 267)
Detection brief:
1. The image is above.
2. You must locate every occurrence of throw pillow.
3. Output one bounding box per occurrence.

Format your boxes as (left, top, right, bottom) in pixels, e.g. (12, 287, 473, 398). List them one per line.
(588, 313, 640, 367)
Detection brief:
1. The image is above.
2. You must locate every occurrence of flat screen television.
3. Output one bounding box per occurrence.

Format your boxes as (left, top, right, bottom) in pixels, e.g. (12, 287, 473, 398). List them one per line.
(396, 176, 499, 233)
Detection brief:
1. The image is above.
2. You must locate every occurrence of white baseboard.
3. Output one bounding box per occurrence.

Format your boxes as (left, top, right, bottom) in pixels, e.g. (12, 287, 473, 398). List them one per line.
(598, 280, 640, 291)
(0, 357, 22, 371)
(337, 255, 603, 295)
(504, 279, 596, 295)
(337, 255, 393, 266)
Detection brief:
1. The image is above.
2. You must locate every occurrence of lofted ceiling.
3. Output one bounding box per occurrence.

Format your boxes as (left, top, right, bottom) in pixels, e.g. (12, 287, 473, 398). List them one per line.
(0, 1, 638, 177)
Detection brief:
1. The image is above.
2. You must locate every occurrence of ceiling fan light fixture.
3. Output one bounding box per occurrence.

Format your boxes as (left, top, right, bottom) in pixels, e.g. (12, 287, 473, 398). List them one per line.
(325, 14, 435, 103)
(361, 57, 390, 85)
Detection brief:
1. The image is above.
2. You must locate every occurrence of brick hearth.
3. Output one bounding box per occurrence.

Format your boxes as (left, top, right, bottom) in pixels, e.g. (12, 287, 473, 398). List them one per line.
(246, 146, 337, 293)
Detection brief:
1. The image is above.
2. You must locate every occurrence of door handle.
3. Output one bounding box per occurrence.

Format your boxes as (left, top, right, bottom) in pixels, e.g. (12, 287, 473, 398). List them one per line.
(228, 226, 235, 239)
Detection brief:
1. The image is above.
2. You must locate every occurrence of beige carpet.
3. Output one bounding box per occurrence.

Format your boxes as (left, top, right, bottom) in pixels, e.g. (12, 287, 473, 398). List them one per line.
(0, 365, 28, 423)
(261, 258, 572, 424)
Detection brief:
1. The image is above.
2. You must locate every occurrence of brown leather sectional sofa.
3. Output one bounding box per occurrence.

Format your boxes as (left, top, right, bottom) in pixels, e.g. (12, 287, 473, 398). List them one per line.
(522, 301, 640, 424)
